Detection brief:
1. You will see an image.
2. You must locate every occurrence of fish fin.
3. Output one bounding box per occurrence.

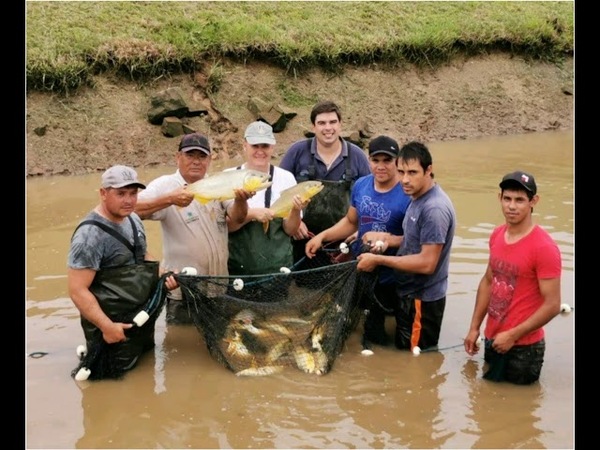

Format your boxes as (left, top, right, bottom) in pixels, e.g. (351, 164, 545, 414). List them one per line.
(263, 221, 269, 233)
(193, 195, 210, 205)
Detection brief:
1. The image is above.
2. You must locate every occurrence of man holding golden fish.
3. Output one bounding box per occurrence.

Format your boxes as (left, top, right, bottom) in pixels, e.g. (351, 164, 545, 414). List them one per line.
(280, 100, 371, 264)
(226, 121, 310, 280)
(135, 132, 255, 323)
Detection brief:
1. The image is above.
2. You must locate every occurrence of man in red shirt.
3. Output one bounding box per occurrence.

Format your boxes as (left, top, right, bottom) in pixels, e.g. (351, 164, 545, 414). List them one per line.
(464, 171, 562, 384)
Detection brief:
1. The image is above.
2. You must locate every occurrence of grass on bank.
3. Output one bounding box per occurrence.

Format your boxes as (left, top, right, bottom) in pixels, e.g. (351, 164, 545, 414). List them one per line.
(26, 1, 574, 94)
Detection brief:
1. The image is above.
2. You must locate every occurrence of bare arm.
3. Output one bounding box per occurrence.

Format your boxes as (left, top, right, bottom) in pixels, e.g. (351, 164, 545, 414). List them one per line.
(226, 188, 253, 226)
(492, 277, 561, 353)
(356, 242, 443, 274)
(281, 194, 307, 237)
(67, 268, 132, 344)
(305, 207, 359, 258)
(464, 264, 493, 355)
(227, 207, 268, 232)
(135, 187, 194, 219)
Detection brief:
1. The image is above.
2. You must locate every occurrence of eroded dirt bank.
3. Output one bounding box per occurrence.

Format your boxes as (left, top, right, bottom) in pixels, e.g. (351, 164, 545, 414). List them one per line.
(25, 54, 573, 177)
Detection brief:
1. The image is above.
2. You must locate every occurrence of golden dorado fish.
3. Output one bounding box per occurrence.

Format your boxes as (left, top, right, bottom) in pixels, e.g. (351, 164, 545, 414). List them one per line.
(293, 345, 329, 375)
(236, 365, 284, 377)
(263, 180, 324, 232)
(187, 169, 272, 204)
(270, 181, 324, 219)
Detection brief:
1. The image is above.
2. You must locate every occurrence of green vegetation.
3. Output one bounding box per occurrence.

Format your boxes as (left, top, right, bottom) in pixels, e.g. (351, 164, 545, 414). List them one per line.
(26, 1, 573, 94)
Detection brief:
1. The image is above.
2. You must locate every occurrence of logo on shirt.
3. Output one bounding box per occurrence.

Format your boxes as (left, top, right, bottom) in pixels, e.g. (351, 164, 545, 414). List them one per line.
(184, 211, 199, 224)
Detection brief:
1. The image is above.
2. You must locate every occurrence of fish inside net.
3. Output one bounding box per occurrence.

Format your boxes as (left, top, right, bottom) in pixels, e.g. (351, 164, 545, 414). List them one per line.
(175, 248, 377, 376)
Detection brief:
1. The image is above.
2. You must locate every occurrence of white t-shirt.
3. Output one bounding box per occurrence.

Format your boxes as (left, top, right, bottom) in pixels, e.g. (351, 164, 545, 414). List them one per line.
(223, 164, 297, 208)
(138, 169, 230, 299)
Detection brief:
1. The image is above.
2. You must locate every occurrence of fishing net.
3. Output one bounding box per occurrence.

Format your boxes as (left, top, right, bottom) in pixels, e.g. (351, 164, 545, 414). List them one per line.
(175, 246, 377, 376)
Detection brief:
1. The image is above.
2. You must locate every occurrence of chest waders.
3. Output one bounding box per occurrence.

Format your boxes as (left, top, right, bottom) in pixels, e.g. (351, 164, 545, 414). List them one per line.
(228, 165, 293, 275)
(71, 217, 160, 379)
(298, 140, 353, 235)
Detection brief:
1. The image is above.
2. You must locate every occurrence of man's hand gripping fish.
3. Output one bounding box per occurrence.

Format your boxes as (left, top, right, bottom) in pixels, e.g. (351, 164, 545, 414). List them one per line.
(263, 180, 324, 232)
(186, 169, 273, 204)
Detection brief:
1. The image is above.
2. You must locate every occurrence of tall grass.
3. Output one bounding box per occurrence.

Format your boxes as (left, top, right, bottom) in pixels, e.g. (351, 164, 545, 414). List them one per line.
(26, 1, 574, 94)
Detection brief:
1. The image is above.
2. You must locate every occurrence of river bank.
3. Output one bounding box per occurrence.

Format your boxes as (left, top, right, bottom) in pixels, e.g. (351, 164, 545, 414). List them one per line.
(26, 54, 573, 177)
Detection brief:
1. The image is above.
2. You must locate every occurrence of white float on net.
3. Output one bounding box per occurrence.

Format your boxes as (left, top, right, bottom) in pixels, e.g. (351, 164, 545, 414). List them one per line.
(181, 267, 198, 276)
(76, 344, 87, 358)
(560, 303, 572, 314)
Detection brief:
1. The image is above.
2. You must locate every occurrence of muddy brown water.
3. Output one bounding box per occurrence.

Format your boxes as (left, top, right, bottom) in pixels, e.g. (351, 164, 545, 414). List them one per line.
(26, 130, 574, 449)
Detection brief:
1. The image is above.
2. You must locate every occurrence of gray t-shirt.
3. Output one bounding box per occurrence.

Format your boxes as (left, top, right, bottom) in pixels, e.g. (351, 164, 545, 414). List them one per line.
(394, 184, 456, 301)
(68, 211, 147, 270)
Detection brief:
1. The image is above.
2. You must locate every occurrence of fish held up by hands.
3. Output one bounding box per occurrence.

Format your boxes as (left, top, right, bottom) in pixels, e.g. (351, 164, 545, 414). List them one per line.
(187, 169, 272, 204)
(262, 180, 324, 232)
(270, 181, 324, 219)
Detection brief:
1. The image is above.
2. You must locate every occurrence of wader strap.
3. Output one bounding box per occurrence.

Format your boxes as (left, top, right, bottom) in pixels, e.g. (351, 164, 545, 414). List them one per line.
(264, 164, 275, 208)
(307, 138, 351, 184)
(73, 216, 139, 261)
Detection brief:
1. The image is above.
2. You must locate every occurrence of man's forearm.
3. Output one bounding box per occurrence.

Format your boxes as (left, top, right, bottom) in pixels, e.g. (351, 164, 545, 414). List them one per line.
(135, 195, 173, 218)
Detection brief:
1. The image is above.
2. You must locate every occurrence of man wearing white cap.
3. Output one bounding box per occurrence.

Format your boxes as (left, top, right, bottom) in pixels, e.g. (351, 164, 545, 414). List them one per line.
(225, 121, 307, 284)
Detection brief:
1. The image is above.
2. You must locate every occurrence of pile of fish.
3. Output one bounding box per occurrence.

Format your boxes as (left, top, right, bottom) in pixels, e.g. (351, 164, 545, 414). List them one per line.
(220, 307, 332, 377)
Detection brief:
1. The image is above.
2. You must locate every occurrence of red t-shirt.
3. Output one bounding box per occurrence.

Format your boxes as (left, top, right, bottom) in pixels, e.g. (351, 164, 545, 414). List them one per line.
(484, 224, 562, 345)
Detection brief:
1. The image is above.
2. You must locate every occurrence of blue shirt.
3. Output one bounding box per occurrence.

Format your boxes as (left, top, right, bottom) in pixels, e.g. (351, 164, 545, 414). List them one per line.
(351, 174, 411, 284)
(280, 138, 370, 183)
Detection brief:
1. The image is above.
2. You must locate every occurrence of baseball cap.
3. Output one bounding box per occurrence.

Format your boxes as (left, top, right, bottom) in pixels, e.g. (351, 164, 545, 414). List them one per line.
(244, 121, 276, 145)
(179, 132, 211, 155)
(368, 135, 399, 158)
(499, 171, 537, 195)
(101, 165, 146, 189)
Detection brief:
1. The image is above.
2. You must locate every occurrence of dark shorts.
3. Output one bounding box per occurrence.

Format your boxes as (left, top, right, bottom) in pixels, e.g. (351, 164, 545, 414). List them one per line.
(362, 283, 397, 346)
(483, 338, 545, 385)
(394, 295, 446, 351)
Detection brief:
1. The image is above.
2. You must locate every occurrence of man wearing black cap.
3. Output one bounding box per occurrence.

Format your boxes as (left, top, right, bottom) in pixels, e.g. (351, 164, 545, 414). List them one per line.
(356, 141, 456, 353)
(463, 171, 562, 384)
(306, 135, 411, 348)
(67, 165, 178, 378)
(135, 133, 254, 324)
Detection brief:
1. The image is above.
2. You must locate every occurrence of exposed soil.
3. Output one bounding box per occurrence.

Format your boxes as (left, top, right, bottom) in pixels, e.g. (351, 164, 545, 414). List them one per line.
(25, 53, 574, 177)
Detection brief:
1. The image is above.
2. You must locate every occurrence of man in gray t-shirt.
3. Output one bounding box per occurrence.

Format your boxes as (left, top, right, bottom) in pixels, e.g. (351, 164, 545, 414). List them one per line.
(68, 166, 178, 378)
(357, 142, 456, 352)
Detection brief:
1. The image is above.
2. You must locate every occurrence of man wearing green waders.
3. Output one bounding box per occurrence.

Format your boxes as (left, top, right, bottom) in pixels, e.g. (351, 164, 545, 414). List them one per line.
(225, 121, 308, 300)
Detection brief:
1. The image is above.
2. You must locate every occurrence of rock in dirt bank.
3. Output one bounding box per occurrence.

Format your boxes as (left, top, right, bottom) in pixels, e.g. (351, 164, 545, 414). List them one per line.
(25, 54, 574, 177)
